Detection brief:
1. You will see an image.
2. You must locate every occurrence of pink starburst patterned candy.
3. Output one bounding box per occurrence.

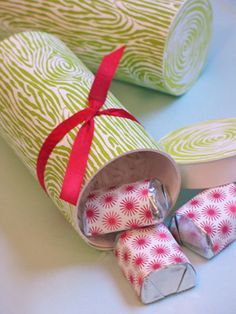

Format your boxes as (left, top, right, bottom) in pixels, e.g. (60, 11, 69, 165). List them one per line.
(82, 178, 170, 236)
(114, 224, 196, 304)
(169, 183, 236, 259)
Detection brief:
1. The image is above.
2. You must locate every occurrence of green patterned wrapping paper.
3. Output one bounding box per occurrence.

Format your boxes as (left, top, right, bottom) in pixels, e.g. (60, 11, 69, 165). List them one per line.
(160, 118, 236, 188)
(0, 31, 180, 249)
(0, 0, 212, 95)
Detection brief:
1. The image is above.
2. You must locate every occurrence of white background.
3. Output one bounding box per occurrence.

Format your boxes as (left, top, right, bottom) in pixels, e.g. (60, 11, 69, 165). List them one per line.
(0, 1, 236, 313)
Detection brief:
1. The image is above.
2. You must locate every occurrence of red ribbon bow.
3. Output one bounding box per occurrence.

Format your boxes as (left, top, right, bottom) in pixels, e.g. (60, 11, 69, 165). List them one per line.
(36, 46, 139, 205)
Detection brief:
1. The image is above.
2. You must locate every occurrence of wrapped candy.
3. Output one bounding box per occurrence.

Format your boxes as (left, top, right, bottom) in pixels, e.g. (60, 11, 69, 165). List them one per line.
(170, 183, 236, 259)
(0, 0, 212, 95)
(114, 224, 196, 304)
(82, 178, 170, 236)
(0, 31, 180, 249)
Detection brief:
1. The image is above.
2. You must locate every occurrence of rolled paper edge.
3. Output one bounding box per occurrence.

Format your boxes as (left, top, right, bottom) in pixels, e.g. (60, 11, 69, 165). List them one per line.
(140, 262, 196, 304)
(162, 0, 213, 95)
(159, 117, 236, 189)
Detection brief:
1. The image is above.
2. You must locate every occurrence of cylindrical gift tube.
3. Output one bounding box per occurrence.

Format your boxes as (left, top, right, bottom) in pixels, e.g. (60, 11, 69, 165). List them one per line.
(114, 224, 196, 304)
(0, 31, 180, 249)
(169, 183, 236, 259)
(0, 0, 212, 95)
(82, 178, 170, 236)
(159, 118, 236, 189)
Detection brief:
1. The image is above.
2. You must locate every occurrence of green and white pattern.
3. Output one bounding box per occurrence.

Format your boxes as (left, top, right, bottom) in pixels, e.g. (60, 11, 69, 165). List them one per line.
(0, 0, 212, 95)
(0, 32, 179, 248)
(160, 118, 236, 164)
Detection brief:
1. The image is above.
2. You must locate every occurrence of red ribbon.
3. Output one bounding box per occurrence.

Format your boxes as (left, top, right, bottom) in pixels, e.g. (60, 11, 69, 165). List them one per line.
(36, 46, 139, 205)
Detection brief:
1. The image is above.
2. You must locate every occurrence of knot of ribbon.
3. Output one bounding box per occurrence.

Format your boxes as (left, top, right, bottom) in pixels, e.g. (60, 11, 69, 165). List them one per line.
(36, 46, 139, 205)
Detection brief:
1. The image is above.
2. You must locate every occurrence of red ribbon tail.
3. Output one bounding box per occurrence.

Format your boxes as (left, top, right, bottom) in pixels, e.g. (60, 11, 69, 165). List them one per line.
(88, 45, 126, 109)
(60, 118, 95, 205)
(98, 108, 140, 124)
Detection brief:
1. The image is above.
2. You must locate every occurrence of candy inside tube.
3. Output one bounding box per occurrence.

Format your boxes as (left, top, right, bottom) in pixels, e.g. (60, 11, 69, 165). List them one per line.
(82, 178, 170, 237)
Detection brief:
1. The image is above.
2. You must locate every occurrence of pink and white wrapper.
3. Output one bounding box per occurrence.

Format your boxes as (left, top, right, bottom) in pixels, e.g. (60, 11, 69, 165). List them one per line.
(114, 224, 196, 304)
(170, 183, 236, 259)
(82, 179, 169, 236)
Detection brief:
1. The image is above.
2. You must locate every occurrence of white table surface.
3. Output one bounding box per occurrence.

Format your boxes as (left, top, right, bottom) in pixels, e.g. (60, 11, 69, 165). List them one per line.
(0, 1, 236, 313)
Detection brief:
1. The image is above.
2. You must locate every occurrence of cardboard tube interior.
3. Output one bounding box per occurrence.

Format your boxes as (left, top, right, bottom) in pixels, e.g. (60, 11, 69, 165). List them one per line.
(77, 149, 181, 249)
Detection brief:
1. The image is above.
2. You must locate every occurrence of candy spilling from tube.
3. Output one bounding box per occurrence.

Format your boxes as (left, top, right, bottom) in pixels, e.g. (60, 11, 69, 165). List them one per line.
(0, 0, 212, 95)
(82, 178, 170, 236)
(170, 183, 236, 259)
(0, 31, 184, 304)
(114, 224, 196, 304)
(0, 31, 180, 249)
(82, 179, 196, 303)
